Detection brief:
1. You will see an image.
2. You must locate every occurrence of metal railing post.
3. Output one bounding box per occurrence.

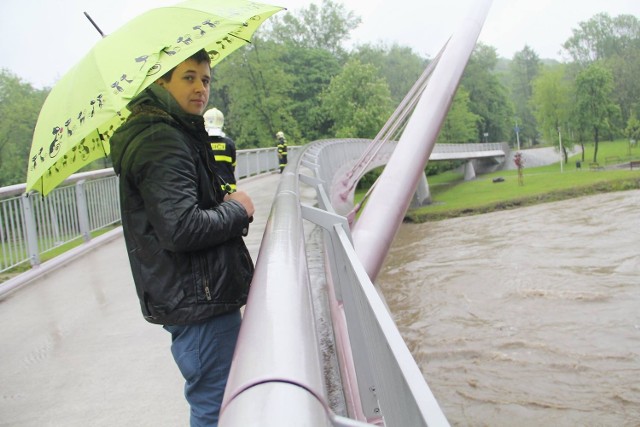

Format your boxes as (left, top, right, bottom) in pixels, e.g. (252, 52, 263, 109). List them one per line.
(20, 193, 40, 266)
(75, 180, 91, 242)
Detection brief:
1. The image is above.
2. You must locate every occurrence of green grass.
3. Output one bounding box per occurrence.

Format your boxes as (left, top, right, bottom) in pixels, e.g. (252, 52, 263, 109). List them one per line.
(357, 139, 640, 222)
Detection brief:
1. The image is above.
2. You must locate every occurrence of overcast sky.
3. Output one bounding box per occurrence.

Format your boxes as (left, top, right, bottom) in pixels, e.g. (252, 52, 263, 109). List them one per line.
(2, 0, 639, 89)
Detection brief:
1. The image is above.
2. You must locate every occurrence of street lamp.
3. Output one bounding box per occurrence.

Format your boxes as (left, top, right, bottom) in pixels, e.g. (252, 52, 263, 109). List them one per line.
(514, 118, 521, 151)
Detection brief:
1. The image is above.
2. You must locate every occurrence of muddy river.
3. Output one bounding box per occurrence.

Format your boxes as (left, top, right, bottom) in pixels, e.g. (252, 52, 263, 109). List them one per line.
(377, 190, 640, 426)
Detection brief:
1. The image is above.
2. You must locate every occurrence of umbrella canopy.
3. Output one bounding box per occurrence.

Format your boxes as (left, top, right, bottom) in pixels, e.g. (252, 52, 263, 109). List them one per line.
(26, 0, 284, 195)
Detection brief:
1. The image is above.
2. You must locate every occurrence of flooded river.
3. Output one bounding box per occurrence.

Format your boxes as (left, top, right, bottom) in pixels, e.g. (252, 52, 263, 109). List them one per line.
(377, 190, 640, 426)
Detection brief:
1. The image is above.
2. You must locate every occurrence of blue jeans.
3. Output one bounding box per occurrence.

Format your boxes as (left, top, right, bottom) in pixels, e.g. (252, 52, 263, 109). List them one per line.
(164, 310, 241, 427)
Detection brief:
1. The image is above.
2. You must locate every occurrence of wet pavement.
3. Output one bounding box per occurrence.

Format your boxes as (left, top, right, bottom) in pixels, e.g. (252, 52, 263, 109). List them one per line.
(0, 173, 281, 427)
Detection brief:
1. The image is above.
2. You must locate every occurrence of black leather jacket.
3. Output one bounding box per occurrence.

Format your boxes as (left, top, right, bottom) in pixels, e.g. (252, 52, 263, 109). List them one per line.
(110, 84, 253, 325)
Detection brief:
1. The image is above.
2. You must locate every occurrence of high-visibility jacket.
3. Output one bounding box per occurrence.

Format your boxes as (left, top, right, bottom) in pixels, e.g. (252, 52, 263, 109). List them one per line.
(277, 137, 288, 166)
(209, 135, 237, 193)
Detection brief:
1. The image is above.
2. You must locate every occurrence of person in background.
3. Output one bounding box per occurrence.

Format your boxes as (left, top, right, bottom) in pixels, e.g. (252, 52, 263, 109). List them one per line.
(109, 49, 255, 427)
(275, 130, 287, 173)
(204, 107, 237, 193)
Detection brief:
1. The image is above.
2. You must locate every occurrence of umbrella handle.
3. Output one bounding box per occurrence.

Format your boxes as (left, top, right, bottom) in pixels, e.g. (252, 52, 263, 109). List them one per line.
(84, 12, 105, 38)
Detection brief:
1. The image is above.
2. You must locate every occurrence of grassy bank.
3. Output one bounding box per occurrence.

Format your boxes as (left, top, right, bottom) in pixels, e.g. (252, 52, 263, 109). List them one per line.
(361, 140, 640, 223)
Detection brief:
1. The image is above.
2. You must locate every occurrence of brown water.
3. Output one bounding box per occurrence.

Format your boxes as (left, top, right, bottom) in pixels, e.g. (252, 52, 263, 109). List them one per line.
(376, 190, 640, 426)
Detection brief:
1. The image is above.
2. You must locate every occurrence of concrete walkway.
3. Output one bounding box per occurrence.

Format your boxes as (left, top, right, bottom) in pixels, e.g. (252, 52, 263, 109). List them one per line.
(0, 173, 282, 427)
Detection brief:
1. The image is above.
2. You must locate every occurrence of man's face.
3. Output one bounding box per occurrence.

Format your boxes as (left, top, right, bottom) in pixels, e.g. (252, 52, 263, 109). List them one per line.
(158, 58, 211, 115)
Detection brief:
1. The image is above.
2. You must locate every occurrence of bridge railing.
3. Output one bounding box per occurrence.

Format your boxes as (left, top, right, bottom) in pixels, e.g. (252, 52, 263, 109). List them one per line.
(221, 140, 450, 426)
(0, 147, 286, 275)
(433, 142, 504, 153)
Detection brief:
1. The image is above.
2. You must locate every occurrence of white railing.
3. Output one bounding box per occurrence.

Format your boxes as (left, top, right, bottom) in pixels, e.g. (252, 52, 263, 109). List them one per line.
(220, 140, 451, 426)
(0, 147, 288, 274)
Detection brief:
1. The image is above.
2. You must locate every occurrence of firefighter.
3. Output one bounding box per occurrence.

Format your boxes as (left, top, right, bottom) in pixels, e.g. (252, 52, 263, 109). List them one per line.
(275, 131, 287, 173)
(204, 107, 237, 193)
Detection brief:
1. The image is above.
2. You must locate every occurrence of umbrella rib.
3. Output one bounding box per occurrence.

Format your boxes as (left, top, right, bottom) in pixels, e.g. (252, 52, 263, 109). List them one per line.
(229, 33, 251, 43)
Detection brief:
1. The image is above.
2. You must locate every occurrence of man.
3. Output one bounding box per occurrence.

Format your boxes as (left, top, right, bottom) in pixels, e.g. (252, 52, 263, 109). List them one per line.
(204, 107, 237, 193)
(110, 49, 254, 427)
(275, 130, 287, 173)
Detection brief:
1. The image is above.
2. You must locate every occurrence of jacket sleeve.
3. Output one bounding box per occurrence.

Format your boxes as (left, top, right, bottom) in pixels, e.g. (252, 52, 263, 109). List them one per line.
(131, 125, 249, 252)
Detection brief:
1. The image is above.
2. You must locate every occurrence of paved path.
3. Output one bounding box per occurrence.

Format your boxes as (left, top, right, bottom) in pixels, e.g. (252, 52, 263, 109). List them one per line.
(0, 172, 282, 427)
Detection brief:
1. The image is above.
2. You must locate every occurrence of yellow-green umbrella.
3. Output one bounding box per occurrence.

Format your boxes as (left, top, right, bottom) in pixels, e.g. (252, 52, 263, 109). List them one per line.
(26, 0, 284, 196)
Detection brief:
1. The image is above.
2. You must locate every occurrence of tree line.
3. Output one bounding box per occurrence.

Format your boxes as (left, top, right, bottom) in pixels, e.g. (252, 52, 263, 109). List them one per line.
(1, 0, 639, 187)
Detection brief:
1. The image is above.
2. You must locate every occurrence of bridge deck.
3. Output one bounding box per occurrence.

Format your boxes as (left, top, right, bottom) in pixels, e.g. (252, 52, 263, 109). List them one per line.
(0, 173, 281, 427)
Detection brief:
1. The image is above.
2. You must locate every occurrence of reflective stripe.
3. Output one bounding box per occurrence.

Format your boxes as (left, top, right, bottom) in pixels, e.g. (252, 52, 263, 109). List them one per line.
(210, 142, 226, 150)
(221, 183, 237, 192)
(214, 155, 233, 163)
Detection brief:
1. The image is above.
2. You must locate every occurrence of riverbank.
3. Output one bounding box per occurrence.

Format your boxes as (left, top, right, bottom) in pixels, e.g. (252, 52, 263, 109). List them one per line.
(406, 174, 640, 222)
(402, 140, 640, 222)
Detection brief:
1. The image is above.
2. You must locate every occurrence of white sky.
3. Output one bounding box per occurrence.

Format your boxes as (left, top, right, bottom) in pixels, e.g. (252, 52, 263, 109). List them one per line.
(2, 0, 639, 89)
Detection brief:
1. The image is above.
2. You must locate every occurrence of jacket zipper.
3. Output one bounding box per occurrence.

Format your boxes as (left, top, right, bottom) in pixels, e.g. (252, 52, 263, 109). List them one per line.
(203, 275, 212, 301)
(200, 255, 212, 301)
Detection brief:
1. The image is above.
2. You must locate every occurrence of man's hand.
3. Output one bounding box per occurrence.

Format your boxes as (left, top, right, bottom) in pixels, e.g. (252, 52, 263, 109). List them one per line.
(225, 190, 255, 218)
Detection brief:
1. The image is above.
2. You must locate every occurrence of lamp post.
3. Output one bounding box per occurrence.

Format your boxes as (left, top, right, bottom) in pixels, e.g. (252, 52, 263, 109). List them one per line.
(558, 126, 563, 173)
(514, 118, 521, 151)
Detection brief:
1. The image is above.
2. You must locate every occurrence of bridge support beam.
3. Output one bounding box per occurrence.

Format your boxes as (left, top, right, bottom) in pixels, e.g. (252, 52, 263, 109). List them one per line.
(410, 172, 431, 208)
(352, 0, 492, 282)
(464, 160, 476, 181)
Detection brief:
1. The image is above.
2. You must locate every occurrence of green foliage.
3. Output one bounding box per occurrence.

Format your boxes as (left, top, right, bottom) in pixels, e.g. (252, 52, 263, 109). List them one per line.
(531, 65, 574, 147)
(574, 63, 620, 161)
(356, 166, 382, 189)
(213, 40, 298, 147)
(425, 160, 465, 176)
(625, 113, 640, 141)
(0, 70, 48, 186)
(562, 13, 640, 64)
(461, 43, 514, 144)
(352, 43, 428, 104)
(264, 0, 361, 56)
(437, 87, 480, 143)
(604, 47, 640, 124)
(281, 46, 342, 142)
(321, 59, 393, 138)
(509, 45, 541, 145)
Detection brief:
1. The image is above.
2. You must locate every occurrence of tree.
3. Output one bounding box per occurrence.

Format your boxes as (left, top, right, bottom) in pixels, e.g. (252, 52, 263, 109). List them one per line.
(0, 70, 48, 186)
(531, 65, 574, 162)
(562, 13, 640, 65)
(264, 0, 361, 56)
(320, 59, 393, 138)
(460, 43, 514, 144)
(562, 13, 640, 126)
(509, 45, 541, 145)
(624, 112, 640, 142)
(604, 45, 640, 125)
(574, 63, 620, 162)
(352, 43, 428, 105)
(437, 86, 480, 144)
(213, 40, 298, 148)
(280, 46, 341, 142)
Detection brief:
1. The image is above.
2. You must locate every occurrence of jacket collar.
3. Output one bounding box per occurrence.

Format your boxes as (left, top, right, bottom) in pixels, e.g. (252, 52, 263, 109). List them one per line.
(128, 84, 207, 136)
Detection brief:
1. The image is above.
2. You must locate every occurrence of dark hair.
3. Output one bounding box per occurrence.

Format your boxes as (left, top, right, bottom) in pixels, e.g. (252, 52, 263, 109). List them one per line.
(159, 49, 211, 82)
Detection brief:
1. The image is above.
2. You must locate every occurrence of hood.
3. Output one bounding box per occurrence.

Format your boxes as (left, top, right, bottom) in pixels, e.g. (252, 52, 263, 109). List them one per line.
(110, 84, 206, 175)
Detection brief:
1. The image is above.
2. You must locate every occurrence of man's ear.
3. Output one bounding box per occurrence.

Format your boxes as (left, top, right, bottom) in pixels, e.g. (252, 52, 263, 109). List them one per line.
(155, 79, 165, 87)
